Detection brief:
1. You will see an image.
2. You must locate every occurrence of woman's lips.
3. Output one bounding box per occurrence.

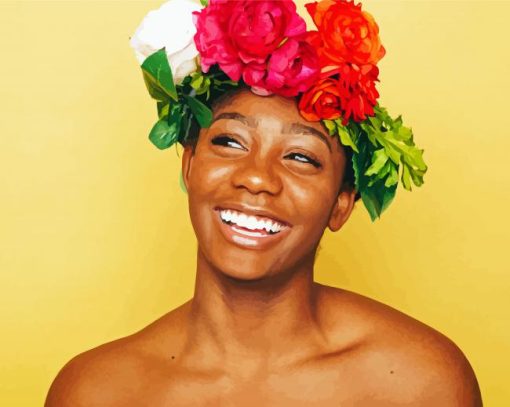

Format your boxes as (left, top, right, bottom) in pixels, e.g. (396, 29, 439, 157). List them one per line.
(214, 208, 291, 249)
(229, 224, 272, 238)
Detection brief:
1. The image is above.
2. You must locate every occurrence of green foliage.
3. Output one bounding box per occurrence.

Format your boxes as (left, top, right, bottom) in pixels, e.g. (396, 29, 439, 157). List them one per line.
(364, 148, 388, 177)
(188, 69, 239, 102)
(183, 95, 213, 128)
(351, 136, 398, 222)
(323, 119, 336, 136)
(324, 106, 427, 221)
(323, 119, 359, 153)
(149, 103, 182, 149)
(190, 71, 212, 98)
(157, 101, 169, 119)
(369, 106, 427, 191)
(141, 49, 177, 102)
(140, 51, 239, 148)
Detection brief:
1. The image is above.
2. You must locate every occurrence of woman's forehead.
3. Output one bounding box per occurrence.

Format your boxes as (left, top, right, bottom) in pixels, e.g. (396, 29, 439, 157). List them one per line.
(212, 88, 331, 137)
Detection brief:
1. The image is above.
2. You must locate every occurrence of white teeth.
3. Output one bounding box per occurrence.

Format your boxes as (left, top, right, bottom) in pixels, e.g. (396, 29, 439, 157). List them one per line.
(229, 211, 235, 222)
(246, 217, 258, 230)
(239, 213, 248, 225)
(219, 209, 285, 233)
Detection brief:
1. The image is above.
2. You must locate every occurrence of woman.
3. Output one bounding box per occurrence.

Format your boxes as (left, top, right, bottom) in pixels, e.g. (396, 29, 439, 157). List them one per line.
(45, 85, 481, 406)
(46, 0, 482, 405)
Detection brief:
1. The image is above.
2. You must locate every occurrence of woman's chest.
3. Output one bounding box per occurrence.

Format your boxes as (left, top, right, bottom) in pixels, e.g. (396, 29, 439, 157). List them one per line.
(124, 362, 397, 407)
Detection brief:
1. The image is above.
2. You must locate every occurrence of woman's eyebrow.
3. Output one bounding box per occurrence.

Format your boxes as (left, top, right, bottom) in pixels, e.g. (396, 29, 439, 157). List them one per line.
(211, 112, 332, 152)
(287, 123, 332, 152)
(211, 112, 256, 127)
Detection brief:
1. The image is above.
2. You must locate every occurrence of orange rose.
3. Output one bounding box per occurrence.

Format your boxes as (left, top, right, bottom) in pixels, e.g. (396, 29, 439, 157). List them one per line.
(298, 77, 344, 122)
(298, 64, 379, 123)
(305, 0, 385, 66)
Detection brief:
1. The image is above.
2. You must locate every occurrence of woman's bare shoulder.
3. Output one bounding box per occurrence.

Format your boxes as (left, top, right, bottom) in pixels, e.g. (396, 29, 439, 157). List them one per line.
(45, 301, 191, 407)
(317, 283, 482, 405)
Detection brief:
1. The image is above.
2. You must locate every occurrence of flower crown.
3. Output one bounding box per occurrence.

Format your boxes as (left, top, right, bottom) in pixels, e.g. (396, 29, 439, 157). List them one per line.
(130, 0, 427, 221)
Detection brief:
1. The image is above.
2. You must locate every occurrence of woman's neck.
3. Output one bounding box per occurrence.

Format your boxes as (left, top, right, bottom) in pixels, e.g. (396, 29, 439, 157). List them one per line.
(183, 248, 327, 376)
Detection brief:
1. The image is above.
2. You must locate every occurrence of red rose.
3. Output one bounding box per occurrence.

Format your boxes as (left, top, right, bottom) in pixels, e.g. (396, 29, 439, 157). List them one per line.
(298, 63, 380, 124)
(337, 63, 380, 124)
(298, 77, 344, 121)
(306, 0, 385, 66)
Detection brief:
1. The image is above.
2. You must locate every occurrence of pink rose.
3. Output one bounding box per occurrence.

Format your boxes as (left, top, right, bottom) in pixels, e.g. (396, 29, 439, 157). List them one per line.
(242, 62, 269, 95)
(245, 33, 320, 97)
(228, 0, 306, 65)
(193, 0, 308, 88)
(192, 0, 242, 80)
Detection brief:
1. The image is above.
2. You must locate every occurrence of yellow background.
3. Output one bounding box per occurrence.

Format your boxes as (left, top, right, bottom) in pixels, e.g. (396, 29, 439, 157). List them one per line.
(1, 1, 509, 405)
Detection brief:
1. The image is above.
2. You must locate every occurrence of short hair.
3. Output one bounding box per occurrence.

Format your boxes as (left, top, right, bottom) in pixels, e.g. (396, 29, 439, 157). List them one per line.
(181, 84, 360, 201)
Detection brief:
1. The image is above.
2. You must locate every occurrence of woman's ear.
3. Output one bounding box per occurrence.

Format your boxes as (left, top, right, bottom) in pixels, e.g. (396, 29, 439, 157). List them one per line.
(181, 145, 194, 193)
(328, 188, 357, 232)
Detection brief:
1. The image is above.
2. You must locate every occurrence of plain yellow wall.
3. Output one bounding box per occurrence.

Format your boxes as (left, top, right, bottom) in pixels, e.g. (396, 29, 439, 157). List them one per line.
(1, 0, 509, 405)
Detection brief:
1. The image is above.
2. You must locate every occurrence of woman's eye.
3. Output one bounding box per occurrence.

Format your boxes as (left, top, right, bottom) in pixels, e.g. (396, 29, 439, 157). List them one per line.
(211, 135, 246, 150)
(286, 152, 322, 168)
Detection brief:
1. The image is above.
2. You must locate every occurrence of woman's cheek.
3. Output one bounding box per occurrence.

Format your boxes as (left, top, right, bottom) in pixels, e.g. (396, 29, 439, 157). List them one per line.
(290, 179, 335, 223)
(193, 155, 235, 192)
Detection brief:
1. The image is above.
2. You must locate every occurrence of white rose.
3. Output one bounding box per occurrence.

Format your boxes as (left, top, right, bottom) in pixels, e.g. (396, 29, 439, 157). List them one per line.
(130, 0, 202, 84)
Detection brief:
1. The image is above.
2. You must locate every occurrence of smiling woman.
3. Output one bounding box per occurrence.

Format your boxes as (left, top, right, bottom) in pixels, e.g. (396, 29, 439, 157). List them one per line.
(45, 86, 481, 407)
(44, 0, 483, 405)
(181, 86, 357, 281)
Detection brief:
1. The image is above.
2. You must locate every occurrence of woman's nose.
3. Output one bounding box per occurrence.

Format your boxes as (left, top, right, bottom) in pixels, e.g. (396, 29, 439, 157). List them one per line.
(231, 153, 283, 196)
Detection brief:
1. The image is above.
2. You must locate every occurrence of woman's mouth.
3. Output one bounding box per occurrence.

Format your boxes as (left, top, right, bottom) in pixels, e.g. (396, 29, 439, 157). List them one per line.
(214, 207, 291, 248)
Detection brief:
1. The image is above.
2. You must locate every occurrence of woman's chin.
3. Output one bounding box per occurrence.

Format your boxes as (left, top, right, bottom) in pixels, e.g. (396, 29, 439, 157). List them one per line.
(224, 272, 268, 283)
(214, 259, 274, 283)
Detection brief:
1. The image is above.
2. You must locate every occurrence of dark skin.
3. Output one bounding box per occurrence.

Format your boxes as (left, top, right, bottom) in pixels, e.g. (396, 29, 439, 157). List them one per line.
(46, 89, 482, 406)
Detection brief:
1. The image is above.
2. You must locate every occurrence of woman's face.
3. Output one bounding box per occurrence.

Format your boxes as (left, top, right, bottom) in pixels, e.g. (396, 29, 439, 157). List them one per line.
(182, 89, 356, 281)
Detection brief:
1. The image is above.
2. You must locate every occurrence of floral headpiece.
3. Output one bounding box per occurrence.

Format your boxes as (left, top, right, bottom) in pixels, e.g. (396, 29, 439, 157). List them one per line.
(130, 0, 427, 221)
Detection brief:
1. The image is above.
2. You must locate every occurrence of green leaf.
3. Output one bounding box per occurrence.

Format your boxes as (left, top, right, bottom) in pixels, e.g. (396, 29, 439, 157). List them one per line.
(190, 74, 204, 90)
(379, 183, 398, 215)
(323, 120, 336, 136)
(384, 163, 399, 187)
(351, 144, 364, 194)
(351, 131, 399, 221)
(368, 115, 382, 130)
(335, 120, 359, 153)
(141, 49, 177, 102)
(410, 167, 425, 187)
(401, 164, 412, 190)
(190, 71, 212, 96)
(372, 132, 401, 165)
(348, 104, 428, 220)
(216, 79, 238, 87)
(181, 106, 193, 144)
(396, 125, 412, 141)
(400, 145, 427, 172)
(365, 148, 388, 176)
(149, 119, 178, 149)
(359, 188, 379, 221)
(199, 0, 208, 5)
(374, 160, 392, 181)
(142, 74, 168, 101)
(157, 101, 169, 119)
(183, 95, 213, 128)
(360, 180, 397, 222)
(148, 104, 182, 149)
